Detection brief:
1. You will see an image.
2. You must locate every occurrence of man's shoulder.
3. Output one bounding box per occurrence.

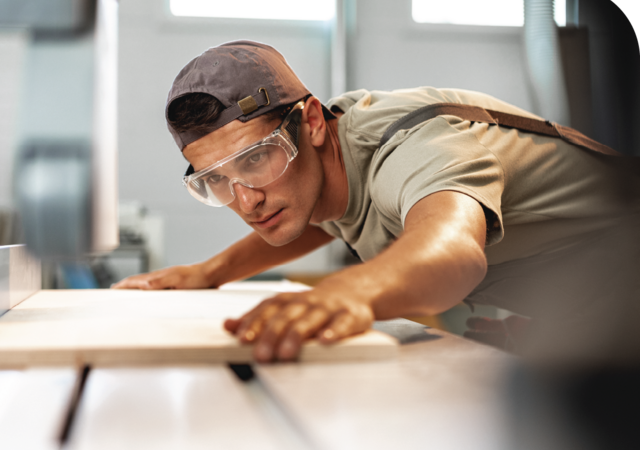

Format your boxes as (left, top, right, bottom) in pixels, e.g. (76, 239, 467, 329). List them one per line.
(328, 87, 536, 138)
(328, 87, 452, 121)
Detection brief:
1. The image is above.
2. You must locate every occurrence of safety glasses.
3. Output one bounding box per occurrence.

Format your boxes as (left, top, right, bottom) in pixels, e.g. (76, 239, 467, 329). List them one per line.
(182, 101, 304, 207)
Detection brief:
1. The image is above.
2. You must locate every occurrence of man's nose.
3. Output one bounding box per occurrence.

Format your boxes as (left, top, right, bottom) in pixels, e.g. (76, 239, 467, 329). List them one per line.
(232, 182, 265, 213)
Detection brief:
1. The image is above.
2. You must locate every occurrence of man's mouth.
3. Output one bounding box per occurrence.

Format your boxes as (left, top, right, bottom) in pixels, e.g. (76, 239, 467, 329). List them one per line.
(252, 209, 284, 229)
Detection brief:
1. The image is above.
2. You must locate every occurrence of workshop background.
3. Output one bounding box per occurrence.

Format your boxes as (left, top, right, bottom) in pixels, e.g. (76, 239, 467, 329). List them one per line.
(0, 0, 638, 333)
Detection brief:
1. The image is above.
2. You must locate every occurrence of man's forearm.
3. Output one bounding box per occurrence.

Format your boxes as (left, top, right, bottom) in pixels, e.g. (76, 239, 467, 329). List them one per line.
(313, 191, 488, 318)
(201, 225, 334, 287)
(314, 228, 486, 318)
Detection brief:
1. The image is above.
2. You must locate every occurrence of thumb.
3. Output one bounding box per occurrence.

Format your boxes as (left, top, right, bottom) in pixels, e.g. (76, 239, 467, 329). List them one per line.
(112, 277, 152, 290)
(224, 318, 241, 333)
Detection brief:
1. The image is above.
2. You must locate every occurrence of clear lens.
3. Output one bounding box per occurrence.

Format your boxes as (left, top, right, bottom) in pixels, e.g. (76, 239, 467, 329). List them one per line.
(185, 142, 292, 207)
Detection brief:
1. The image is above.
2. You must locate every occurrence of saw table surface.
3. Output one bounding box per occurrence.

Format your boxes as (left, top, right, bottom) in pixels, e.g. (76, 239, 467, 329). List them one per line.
(0, 282, 512, 449)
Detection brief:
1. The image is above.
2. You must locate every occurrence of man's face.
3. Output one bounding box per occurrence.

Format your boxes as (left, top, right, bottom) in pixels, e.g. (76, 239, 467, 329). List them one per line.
(183, 114, 324, 247)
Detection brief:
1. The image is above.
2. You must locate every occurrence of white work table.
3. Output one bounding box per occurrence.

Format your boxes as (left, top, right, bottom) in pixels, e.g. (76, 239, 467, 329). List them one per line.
(257, 320, 511, 450)
(0, 258, 513, 450)
(0, 317, 512, 450)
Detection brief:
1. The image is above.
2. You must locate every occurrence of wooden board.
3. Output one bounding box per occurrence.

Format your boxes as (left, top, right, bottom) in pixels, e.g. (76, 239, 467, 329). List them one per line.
(0, 287, 397, 367)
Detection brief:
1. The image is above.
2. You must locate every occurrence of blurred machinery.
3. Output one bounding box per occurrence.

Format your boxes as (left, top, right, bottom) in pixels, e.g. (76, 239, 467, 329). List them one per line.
(95, 201, 164, 287)
(0, 0, 119, 259)
(41, 202, 164, 289)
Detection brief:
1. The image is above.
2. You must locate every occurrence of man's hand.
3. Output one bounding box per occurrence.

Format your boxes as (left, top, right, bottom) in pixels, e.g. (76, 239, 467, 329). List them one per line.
(111, 264, 212, 290)
(224, 289, 374, 362)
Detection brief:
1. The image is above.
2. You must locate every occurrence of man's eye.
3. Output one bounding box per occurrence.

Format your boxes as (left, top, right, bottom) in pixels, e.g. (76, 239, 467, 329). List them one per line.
(248, 151, 267, 164)
(207, 174, 225, 185)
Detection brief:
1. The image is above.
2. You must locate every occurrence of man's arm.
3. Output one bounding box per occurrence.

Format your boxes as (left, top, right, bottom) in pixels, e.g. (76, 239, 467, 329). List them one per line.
(224, 190, 488, 361)
(111, 224, 334, 289)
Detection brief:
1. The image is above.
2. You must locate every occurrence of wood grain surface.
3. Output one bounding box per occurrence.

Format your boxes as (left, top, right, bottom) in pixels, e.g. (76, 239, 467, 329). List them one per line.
(0, 287, 397, 367)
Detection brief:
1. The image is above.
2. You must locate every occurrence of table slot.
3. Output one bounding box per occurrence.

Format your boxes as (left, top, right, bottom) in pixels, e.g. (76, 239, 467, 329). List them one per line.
(0, 367, 78, 450)
(66, 365, 299, 450)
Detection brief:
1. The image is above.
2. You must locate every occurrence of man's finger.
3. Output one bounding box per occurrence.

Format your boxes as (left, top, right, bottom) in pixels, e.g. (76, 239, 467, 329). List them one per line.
(111, 277, 152, 290)
(112, 272, 175, 290)
(253, 302, 309, 362)
(228, 297, 277, 327)
(223, 318, 241, 333)
(318, 310, 368, 344)
(235, 300, 285, 344)
(276, 307, 331, 361)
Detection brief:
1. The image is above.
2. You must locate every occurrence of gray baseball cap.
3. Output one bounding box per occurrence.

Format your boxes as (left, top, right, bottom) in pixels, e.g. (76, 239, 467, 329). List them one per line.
(166, 40, 334, 150)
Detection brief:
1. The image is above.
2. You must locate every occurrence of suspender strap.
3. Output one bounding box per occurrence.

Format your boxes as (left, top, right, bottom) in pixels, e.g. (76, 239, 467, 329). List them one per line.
(379, 102, 619, 156)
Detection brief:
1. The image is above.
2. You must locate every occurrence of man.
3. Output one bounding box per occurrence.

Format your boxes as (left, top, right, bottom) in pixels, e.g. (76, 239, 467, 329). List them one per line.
(114, 40, 640, 362)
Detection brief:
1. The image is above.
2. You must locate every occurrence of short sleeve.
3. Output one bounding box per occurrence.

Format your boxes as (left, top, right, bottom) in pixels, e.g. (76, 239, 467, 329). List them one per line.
(370, 116, 505, 245)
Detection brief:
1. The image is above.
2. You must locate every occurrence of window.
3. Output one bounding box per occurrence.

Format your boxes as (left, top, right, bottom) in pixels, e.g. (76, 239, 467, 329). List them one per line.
(169, 0, 336, 21)
(412, 0, 566, 27)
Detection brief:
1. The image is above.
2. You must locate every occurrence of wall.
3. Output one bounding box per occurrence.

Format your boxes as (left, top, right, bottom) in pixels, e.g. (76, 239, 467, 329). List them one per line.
(117, 0, 537, 273)
(347, 1, 534, 111)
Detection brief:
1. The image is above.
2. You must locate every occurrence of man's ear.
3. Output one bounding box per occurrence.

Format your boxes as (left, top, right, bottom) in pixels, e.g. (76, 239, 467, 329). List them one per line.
(302, 96, 327, 147)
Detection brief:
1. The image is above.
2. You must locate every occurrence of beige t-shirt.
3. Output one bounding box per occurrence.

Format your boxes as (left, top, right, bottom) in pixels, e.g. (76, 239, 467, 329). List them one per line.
(319, 88, 639, 315)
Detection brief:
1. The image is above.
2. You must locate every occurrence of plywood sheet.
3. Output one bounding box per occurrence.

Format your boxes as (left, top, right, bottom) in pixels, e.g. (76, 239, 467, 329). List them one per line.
(0, 288, 397, 367)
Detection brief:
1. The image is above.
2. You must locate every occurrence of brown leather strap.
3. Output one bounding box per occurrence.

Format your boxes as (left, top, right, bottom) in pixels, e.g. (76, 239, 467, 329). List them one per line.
(379, 102, 620, 156)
